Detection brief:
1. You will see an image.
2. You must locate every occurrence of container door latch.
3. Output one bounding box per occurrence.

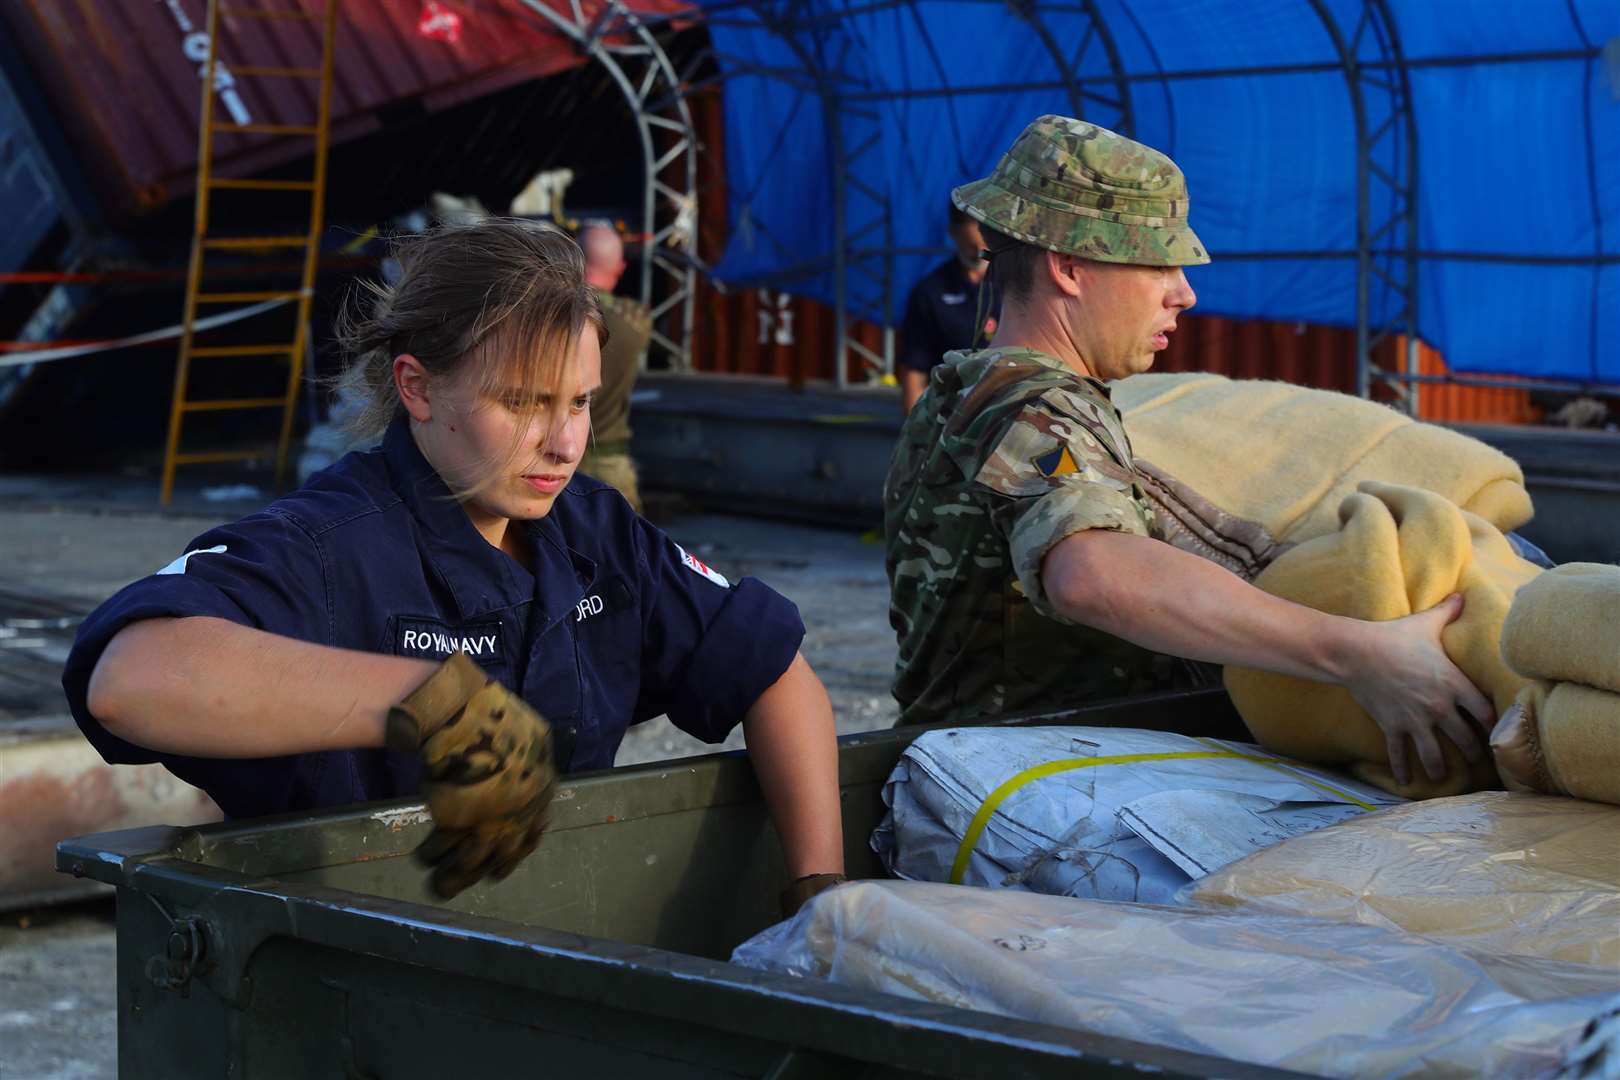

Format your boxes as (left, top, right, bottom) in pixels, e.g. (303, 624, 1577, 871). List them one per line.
(143, 895, 210, 997)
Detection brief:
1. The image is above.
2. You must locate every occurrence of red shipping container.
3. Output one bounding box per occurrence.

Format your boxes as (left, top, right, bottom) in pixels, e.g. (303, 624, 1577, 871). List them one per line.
(3, 0, 687, 219)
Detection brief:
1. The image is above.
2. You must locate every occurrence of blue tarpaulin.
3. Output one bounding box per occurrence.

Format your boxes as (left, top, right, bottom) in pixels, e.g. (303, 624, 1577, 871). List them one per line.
(704, 0, 1620, 384)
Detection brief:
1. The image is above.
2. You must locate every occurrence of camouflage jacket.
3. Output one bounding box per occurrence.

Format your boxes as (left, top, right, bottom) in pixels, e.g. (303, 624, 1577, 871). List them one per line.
(884, 346, 1177, 726)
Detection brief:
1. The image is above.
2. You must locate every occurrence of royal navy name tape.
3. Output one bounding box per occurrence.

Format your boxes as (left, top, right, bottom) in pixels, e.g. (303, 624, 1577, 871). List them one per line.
(396, 619, 504, 659)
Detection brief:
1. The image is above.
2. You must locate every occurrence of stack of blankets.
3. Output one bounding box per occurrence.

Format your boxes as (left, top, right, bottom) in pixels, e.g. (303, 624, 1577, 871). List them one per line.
(1492, 564, 1620, 805)
(1111, 373, 1618, 800)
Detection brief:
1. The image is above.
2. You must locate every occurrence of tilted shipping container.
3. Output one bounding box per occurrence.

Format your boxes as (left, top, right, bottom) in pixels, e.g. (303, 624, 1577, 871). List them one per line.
(1, 0, 687, 221)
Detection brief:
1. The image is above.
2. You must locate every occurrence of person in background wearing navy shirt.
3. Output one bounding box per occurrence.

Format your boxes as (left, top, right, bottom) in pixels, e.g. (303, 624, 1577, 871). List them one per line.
(63, 219, 847, 911)
(896, 200, 1002, 412)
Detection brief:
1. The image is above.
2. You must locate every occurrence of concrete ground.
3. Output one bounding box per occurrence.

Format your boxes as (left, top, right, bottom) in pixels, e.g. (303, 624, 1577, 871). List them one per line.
(0, 486, 898, 1079)
(0, 901, 117, 1080)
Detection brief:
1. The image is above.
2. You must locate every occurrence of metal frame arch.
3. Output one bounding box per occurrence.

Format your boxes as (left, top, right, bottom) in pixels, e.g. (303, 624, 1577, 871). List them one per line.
(1360, 0, 1421, 411)
(752, 0, 1142, 385)
(1305, 0, 1420, 412)
(515, 0, 700, 371)
(820, 0, 899, 387)
(1007, 0, 1135, 138)
(730, 0, 893, 386)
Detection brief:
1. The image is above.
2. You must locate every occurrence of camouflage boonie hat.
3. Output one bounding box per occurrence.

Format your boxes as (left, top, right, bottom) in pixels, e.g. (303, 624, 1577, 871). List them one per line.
(952, 115, 1210, 267)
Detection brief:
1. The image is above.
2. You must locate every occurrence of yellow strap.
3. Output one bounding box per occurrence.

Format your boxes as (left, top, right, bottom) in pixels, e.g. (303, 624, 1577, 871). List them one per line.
(947, 745, 1376, 885)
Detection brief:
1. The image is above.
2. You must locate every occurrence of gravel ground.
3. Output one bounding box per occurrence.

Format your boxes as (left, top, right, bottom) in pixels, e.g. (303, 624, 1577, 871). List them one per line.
(0, 498, 898, 1079)
(0, 902, 118, 1080)
(615, 510, 899, 763)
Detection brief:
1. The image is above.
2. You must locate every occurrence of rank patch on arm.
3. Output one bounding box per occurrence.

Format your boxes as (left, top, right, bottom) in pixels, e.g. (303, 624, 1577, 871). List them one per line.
(1034, 446, 1080, 478)
(675, 543, 730, 588)
(155, 544, 228, 575)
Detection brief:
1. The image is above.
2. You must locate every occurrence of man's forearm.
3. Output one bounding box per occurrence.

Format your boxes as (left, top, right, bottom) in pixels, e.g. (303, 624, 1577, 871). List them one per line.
(1045, 530, 1368, 684)
(88, 616, 436, 757)
(899, 367, 930, 412)
(742, 651, 846, 879)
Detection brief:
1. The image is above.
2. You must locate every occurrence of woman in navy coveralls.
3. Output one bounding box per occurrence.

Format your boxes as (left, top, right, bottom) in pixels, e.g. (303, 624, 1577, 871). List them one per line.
(62, 219, 845, 904)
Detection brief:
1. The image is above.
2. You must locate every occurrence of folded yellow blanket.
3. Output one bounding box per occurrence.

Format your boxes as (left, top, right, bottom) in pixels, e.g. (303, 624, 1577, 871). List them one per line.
(1500, 563, 1620, 693)
(1187, 792, 1620, 969)
(1494, 682, 1620, 804)
(1490, 563, 1620, 805)
(1225, 481, 1542, 798)
(1113, 373, 1533, 543)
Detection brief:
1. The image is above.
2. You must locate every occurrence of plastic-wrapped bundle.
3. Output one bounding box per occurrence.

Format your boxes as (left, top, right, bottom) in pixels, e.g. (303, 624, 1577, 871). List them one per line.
(733, 880, 1620, 1080)
(1185, 792, 1620, 969)
(871, 727, 1402, 904)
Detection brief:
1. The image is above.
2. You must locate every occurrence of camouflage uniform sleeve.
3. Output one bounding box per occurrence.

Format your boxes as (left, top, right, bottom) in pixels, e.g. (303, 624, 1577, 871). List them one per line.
(974, 386, 1155, 622)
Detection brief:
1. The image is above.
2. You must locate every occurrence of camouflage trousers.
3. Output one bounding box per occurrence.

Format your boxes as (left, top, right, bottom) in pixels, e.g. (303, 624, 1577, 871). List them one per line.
(580, 444, 642, 515)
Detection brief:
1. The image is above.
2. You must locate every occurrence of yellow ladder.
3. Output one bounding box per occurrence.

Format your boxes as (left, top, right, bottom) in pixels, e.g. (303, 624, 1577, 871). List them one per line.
(161, 0, 340, 505)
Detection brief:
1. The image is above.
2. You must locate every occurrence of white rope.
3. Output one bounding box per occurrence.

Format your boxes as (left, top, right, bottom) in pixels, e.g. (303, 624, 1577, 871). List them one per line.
(0, 297, 293, 369)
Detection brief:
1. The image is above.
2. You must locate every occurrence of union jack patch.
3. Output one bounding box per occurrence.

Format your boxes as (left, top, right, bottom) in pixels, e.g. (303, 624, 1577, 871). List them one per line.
(674, 543, 730, 588)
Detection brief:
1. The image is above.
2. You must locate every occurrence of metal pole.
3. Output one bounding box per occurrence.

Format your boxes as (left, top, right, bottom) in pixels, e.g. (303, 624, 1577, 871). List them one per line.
(277, 0, 340, 491)
(1308, 0, 1390, 404)
(1361, 0, 1419, 414)
(1384, 0, 1421, 417)
(832, 97, 849, 391)
(161, 0, 223, 505)
(1404, 336, 1420, 413)
(1368, 368, 1620, 395)
(513, 0, 700, 370)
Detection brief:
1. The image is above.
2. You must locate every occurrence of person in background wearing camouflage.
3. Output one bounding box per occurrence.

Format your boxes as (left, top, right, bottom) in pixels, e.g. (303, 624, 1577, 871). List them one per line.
(885, 115, 1496, 787)
(579, 221, 651, 513)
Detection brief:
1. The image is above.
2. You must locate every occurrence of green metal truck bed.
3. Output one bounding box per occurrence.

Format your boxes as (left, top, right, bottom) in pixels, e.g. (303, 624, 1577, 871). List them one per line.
(57, 689, 1304, 1079)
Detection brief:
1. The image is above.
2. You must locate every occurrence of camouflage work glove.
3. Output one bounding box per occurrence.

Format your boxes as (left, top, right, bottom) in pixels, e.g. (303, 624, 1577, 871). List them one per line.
(780, 873, 849, 919)
(386, 652, 556, 898)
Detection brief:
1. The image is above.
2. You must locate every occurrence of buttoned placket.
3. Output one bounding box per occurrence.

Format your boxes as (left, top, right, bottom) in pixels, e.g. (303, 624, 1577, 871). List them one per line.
(383, 419, 593, 761)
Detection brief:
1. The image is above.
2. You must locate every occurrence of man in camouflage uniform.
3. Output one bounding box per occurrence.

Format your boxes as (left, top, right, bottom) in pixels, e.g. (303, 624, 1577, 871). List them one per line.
(885, 116, 1496, 788)
(579, 221, 651, 513)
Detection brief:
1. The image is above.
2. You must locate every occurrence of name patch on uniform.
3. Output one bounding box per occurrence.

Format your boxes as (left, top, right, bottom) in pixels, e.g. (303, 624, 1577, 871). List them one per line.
(395, 617, 505, 660)
(940, 292, 967, 305)
(576, 576, 636, 625)
(574, 594, 607, 623)
(674, 543, 730, 588)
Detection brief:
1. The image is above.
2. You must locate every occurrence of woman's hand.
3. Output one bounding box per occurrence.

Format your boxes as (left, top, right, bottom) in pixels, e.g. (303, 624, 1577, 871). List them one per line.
(386, 652, 557, 897)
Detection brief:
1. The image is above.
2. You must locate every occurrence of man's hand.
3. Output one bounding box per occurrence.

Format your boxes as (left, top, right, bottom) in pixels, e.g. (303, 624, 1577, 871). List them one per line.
(1343, 593, 1496, 786)
(386, 652, 556, 897)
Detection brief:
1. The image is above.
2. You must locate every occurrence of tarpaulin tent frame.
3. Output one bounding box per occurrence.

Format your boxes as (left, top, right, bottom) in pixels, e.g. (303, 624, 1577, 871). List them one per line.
(514, 1, 1616, 406)
(684, 0, 1138, 390)
(680, 0, 1434, 404)
(525, 0, 1139, 382)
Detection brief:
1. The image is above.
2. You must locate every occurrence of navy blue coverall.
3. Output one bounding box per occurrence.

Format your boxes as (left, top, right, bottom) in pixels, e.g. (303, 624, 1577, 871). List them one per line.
(62, 418, 805, 819)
